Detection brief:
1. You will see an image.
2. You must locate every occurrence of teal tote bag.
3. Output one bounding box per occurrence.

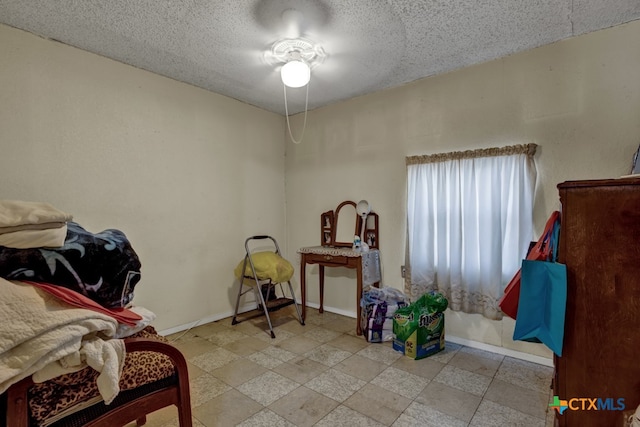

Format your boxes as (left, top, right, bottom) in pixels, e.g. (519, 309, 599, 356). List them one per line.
(513, 221, 567, 356)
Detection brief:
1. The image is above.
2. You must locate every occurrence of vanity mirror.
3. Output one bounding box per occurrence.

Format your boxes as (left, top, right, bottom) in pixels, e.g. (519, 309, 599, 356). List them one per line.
(332, 201, 359, 247)
(320, 200, 379, 249)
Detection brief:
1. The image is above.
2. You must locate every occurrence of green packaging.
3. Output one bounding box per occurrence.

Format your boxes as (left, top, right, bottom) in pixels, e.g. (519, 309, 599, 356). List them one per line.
(392, 292, 448, 359)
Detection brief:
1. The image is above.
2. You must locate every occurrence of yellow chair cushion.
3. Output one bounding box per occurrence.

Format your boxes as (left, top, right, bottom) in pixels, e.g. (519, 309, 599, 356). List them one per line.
(234, 251, 294, 283)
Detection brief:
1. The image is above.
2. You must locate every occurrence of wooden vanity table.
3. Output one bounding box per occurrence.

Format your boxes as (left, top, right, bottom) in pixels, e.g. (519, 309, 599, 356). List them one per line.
(298, 200, 381, 336)
(298, 246, 381, 335)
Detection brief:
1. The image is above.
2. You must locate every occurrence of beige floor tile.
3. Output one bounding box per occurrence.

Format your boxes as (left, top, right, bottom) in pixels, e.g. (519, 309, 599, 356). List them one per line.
(209, 357, 267, 387)
(189, 347, 240, 373)
(304, 343, 353, 367)
(229, 317, 270, 335)
(344, 328, 360, 338)
(253, 328, 296, 344)
(268, 305, 299, 319)
(193, 389, 263, 427)
(426, 342, 463, 364)
(214, 316, 242, 328)
(189, 373, 233, 407)
(252, 318, 289, 334)
(159, 314, 555, 427)
(275, 318, 309, 335)
(394, 401, 468, 427)
(483, 378, 550, 419)
(447, 349, 503, 377)
(327, 333, 370, 353)
(344, 383, 412, 426)
(236, 371, 301, 406)
(269, 310, 305, 326)
(190, 320, 229, 337)
(236, 408, 297, 427)
(248, 350, 286, 369)
(171, 336, 219, 359)
(276, 335, 322, 354)
(165, 327, 199, 341)
(272, 356, 330, 384)
(203, 328, 248, 346)
(303, 326, 342, 343)
(433, 365, 492, 397)
(260, 345, 299, 362)
(415, 380, 482, 423)
(314, 405, 385, 427)
(371, 366, 428, 399)
(186, 361, 207, 380)
(333, 354, 387, 382)
(391, 355, 445, 379)
(322, 317, 360, 333)
(222, 335, 270, 356)
(356, 343, 403, 365)
(469, 399, 546, 427)
(269, 386, 339, 427)
(304, 310, 342, 326)
(494, 357, 554, 395)
(302, 308, 322, 320)
(305, 368, 367, 402)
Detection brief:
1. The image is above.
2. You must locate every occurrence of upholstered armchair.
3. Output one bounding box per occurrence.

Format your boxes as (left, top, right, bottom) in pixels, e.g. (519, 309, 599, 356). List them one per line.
(4, 327, 192, 427)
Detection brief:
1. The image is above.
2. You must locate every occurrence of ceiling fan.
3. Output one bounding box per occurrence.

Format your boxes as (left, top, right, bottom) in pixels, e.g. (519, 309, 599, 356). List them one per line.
(259, 5, 328, 143)
(247, 0, 405, 132)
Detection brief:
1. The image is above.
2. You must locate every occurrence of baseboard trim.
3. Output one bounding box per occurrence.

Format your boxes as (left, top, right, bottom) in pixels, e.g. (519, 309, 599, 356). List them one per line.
(445, 335, 553, 367)
(159, 303, 553, 368)
(158, 302, 258, 336)
(304, 302, 355, 318)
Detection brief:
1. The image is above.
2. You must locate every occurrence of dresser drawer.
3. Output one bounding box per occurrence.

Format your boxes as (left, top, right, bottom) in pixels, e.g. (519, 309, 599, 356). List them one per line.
(305, 253, 349, 265)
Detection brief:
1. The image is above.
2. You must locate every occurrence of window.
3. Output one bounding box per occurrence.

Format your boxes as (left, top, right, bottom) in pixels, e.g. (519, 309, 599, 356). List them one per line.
(405, 144, 537, 320)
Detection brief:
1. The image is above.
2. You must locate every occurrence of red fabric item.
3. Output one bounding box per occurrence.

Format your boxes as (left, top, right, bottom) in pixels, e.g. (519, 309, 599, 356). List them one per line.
(499, 211, 560, 320)
(24, 281, 142, 326)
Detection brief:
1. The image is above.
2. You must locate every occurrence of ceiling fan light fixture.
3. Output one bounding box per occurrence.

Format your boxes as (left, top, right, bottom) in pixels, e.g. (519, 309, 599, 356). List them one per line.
(269, 37, 323, 143)
(281, 59, 310, 88)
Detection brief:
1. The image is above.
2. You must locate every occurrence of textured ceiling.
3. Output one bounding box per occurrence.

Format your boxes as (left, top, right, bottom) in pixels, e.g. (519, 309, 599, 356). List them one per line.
(1, 0, 640, 115)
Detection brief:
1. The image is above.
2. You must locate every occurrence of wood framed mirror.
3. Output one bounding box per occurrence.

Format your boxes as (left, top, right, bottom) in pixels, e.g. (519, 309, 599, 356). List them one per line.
(332, 201, 360, 247)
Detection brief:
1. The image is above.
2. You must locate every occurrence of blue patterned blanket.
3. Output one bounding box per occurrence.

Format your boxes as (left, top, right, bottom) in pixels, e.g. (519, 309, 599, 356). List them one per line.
(0, 222, 141, 308)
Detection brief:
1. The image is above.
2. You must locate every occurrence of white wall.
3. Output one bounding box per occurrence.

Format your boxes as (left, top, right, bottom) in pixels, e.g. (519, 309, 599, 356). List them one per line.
(0, 25, 286, 331)
(285, 20, 640, 359)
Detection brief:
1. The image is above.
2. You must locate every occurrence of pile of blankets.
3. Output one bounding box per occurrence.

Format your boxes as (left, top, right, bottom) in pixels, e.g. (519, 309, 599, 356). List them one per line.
(0, 278, 124, 403)
(0, 201, 141, 308)
(0, 200, 151, 404)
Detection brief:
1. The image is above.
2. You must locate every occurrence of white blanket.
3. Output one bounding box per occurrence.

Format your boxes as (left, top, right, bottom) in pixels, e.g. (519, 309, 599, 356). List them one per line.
(0, 279, 125, 404)
(0, 200, 72, 230)
(0, 224, 68, 248)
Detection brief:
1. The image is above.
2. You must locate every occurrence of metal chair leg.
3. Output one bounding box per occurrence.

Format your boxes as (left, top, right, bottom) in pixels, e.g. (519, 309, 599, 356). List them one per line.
(254, 282, 276, 338)
(287, 281, 305, 325)
(231, 257, 249, 325)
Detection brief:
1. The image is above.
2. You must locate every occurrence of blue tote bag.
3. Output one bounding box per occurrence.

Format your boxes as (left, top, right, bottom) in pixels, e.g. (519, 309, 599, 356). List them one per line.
(513, 219, 567, 356)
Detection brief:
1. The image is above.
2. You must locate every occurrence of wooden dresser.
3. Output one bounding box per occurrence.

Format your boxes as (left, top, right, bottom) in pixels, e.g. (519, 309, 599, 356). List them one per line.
(554, 178, 640, 426)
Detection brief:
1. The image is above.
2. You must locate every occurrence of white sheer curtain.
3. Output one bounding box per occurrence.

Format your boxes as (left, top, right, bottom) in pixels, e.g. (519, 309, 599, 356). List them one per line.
(405, 144, 537, 320)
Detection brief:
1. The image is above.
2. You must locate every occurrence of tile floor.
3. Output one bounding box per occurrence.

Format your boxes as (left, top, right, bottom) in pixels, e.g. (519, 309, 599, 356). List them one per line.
(132, 307, 556, 427)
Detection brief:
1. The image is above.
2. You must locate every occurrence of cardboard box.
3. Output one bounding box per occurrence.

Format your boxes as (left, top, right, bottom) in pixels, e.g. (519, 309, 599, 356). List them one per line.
(393, 311, 445, 359)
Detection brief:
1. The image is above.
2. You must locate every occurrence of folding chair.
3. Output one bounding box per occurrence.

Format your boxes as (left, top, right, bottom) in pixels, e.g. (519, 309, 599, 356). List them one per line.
(232, 235, 304, 338)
